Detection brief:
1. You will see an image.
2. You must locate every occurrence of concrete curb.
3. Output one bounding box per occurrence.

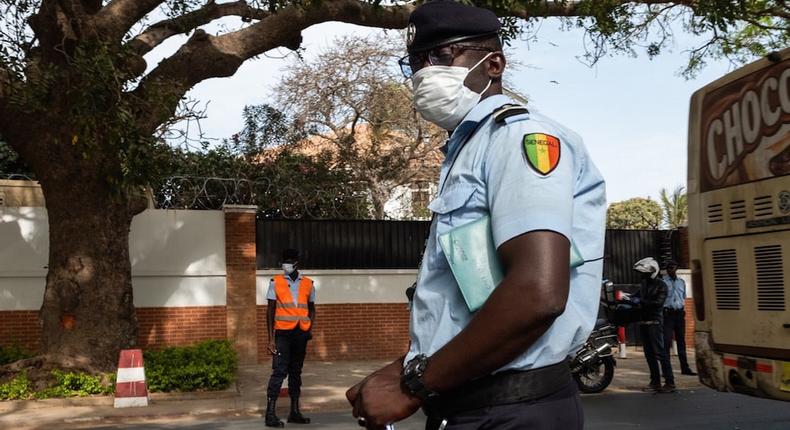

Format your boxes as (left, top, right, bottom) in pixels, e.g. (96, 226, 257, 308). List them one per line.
(0, 385, 238, 412)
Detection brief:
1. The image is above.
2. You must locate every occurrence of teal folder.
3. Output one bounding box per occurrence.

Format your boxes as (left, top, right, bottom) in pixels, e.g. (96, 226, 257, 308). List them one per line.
(438, 215, 584, 312)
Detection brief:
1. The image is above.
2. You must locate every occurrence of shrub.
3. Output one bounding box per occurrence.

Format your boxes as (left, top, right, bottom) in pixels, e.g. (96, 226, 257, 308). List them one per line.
(144, 340, 237, 392)
(33, 370, 115, 399)
(0, 345, 34, 366)
(0, 373, 32, 400)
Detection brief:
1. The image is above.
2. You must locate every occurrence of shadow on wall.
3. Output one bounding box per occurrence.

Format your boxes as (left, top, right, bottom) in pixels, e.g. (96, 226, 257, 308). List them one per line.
(0, 207, 231, 352)
(129, 210, 229, 349)
(0, 207, 48, 352)
(310, 304, 411, 361)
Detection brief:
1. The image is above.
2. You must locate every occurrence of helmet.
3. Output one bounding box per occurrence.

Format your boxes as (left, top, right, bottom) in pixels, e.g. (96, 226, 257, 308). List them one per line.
(633, 257, 660, 279)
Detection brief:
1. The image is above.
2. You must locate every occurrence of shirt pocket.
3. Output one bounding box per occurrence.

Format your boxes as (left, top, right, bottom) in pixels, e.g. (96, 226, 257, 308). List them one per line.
(426, 184, 478, 270)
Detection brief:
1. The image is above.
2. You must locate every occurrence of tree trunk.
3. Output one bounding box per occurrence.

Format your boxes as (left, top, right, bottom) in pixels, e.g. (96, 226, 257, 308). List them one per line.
(370, 191, 387, 220)
(38, 177, 138, 371)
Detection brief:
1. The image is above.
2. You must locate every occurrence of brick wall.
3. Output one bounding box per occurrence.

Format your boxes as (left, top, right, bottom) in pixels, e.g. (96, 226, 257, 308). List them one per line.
(256, 303, 411, 363)
(0, 311, 41, 352)
(224, 206, 259, 364)
(0, 307, 228, 353)
(136, 306, 227, 350)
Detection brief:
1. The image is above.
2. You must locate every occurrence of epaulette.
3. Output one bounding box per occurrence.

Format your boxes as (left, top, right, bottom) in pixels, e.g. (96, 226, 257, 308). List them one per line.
(493, 103, 529, 124)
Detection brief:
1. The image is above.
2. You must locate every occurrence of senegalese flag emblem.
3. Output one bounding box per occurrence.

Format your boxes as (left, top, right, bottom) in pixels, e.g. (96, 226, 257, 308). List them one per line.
(523, 133, 561, 176)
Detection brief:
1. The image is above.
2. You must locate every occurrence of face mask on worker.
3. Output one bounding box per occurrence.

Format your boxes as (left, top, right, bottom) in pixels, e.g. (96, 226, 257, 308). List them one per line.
(282, 263, 295, 275)
(411, 52, 493, 130)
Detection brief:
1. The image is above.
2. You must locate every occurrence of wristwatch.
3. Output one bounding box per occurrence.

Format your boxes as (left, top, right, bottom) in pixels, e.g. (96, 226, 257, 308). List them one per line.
(401, 354, 438, 401)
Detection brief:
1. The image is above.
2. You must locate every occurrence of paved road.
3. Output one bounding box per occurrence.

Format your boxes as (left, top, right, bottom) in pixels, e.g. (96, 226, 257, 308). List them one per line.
(83, 389, 790, 430)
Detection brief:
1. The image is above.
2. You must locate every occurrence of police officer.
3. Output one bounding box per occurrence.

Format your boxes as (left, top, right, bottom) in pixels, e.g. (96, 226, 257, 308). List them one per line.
(265, 248, 315, 427)
(662, 259, 697, 376)
(632, 257, 676, 393)
(346, 1, 606, 428)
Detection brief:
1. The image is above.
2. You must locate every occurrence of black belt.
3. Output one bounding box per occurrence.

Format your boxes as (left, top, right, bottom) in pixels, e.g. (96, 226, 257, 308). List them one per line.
(664, 308, 685, 314)
(423, 361, 572, 417)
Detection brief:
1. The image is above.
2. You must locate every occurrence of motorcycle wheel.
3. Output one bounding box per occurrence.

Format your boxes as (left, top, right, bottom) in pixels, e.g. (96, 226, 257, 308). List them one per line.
(573, 356, 615, 394)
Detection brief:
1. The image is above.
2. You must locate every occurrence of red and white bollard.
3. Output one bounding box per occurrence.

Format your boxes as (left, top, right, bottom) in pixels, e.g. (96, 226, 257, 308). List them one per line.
(615, 290, 628, 359)
(114, 349, 149, 408)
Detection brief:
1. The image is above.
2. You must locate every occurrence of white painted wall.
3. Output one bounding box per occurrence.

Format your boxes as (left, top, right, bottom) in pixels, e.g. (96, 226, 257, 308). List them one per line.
(129, 210, 226, 307)
(0, 208, 226, 310)
(257, 269, 417, 305)
(6, 206, 682, 310)
(1, 207, 416, 311)
(677, 269, 693, 298)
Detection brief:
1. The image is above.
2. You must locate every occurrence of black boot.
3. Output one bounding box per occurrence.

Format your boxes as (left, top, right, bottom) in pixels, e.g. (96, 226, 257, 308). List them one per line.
(288, 397, 311, 424)
(265, 397, 285, 428)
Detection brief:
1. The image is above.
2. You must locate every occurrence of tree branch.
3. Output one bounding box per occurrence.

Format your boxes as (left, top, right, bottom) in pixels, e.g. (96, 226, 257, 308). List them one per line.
(94, 0, 164, 40)
(503, 0, 695, 19)
(126, 0, 272, 56)
(132, 0, 413, 133)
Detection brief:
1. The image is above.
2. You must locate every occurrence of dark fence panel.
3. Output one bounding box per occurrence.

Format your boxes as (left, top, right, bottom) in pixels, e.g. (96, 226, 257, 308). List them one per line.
(257, 219, 431, 269)
(258, 220, 683, 276)
(602, 229, 680, 284)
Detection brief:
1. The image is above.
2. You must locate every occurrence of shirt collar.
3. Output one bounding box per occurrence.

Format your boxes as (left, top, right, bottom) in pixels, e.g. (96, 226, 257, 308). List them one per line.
(445, 94, 512, 156)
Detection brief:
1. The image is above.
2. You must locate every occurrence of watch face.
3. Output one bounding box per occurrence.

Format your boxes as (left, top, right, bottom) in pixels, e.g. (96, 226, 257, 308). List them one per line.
(405, 354, 427, 376)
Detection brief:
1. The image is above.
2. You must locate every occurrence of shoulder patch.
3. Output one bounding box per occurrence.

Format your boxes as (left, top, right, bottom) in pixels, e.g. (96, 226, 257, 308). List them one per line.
(494, 104, 529, 124)
(522, 133, 561, 176)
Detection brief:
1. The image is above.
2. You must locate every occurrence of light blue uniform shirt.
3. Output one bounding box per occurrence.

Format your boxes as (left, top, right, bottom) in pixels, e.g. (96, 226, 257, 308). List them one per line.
(662, 276, 686, 310)
(405, 94, 607, 372)
(266, 274, 316, 304)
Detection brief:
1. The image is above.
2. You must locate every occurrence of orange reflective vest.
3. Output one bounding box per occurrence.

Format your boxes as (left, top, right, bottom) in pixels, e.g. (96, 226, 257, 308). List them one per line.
(273, 275, 313, 331)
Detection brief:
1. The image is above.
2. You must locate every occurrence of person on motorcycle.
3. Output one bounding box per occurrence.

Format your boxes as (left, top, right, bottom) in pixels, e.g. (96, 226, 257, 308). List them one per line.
(631, 257, 676, 393)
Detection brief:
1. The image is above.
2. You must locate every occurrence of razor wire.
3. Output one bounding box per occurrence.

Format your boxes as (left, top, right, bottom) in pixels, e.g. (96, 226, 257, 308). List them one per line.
(152, 175, 372, 219)
(2, 174, 374, 219)
(1, 173, 35, 181)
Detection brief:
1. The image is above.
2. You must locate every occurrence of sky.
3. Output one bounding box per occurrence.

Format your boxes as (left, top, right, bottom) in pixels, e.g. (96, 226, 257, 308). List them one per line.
(144, 17, 738, 204)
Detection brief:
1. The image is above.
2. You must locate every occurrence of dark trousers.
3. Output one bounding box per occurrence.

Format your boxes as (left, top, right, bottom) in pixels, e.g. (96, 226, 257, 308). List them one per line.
(663, 309, 693, 372)
(424, 379, 583, 430)
(266, 328, 310, 399)
(640, 322, 674, 385)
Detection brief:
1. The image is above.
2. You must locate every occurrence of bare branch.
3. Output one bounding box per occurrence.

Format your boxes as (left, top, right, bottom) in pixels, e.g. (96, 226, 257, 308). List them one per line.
(127, 1, 272, 56)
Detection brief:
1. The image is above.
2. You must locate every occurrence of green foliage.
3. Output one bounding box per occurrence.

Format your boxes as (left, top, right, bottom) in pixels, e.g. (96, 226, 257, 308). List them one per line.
(153, 104, 368, 218)
(0, 373, 32, 400)
(0, 344, 33, 365)
(144, 340, 237, 392)
(0, 370, 113, 401)
(607, 197, 663, 229)
(659, 185, 688, 229)
(0, 140, 32, 176)
(231, 104, 308, 155)
(33, 370, 115, 399)
(256, 148, 369, 219)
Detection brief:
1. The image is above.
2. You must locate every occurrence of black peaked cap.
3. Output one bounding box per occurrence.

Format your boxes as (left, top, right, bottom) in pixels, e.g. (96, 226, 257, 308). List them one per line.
(407, 0, 501, 53)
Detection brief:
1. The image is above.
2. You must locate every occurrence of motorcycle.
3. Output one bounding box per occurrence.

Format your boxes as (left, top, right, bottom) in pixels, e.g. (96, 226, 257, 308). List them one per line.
(570, 280, 620, 394)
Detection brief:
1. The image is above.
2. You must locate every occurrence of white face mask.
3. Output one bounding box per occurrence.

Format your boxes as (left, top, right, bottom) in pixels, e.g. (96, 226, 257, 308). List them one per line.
(411, 53, 493, 130)
(282, 263, 295, 275)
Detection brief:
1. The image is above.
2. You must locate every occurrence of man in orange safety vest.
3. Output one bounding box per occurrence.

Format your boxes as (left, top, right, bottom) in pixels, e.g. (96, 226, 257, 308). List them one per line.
(265, 248, 316, 427)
